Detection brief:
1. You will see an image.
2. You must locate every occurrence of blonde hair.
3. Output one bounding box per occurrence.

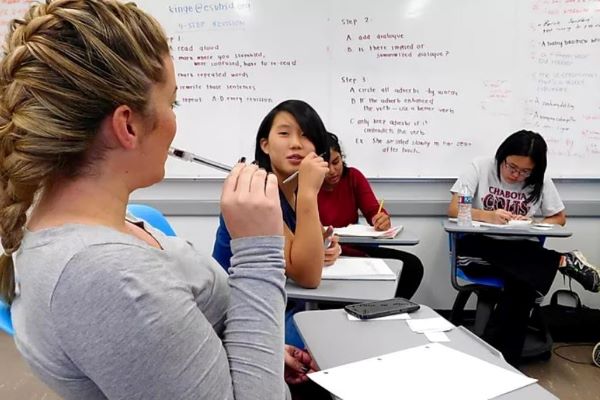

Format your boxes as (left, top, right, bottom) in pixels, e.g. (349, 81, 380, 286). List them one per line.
(0, 0, 170, 303)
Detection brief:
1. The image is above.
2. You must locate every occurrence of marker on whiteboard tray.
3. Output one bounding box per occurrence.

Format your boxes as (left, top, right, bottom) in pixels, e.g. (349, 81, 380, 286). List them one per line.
(168, 147, 232, 173)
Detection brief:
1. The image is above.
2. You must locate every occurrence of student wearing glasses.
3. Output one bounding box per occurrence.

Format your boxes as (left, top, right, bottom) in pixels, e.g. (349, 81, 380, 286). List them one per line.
(448, 130, 600, 366)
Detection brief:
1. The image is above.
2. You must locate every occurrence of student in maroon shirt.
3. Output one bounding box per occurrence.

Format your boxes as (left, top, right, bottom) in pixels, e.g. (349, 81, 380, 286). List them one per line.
(317, 132, 424, 299)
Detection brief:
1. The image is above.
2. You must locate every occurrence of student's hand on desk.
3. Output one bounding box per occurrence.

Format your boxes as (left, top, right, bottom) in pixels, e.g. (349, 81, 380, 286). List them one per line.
(487, 209, 514, 225)
(372, 212, 391, 231)
(284, 345, 318, 385)
(298, 152, 328, 194)
(221, 163, 283, 238)
(323, 235, 341, 266)
(512, 214, 530, 221)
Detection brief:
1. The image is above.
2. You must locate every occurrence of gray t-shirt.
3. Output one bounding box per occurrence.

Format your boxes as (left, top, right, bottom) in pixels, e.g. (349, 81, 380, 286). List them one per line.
(11, 219, 289, 400)
(450, 157, 565, 218)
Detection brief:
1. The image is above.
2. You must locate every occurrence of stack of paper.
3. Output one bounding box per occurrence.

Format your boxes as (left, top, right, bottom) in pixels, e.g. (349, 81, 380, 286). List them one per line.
(333, 224, 403, 238)
(309, 343, 537, 400)
(321, 258, 396, 280)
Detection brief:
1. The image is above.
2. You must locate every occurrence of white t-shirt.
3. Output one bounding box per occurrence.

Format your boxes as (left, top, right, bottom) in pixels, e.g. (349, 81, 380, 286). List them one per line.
(450, 157, 565, 218)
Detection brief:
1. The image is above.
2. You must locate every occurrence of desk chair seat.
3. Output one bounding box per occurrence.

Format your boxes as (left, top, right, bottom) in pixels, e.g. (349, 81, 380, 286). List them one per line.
(0, 299, 14, 336)
(127, 204, 176, 236)
(448, 233, 552, 360)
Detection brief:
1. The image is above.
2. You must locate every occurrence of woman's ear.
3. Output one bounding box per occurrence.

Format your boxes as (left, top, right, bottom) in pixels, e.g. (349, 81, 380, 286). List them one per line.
(259, 137, 269, 155)
(109, 105, 141, 150)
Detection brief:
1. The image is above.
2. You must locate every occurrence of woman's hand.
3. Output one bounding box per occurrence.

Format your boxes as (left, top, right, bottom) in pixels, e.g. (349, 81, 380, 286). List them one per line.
(372, 212, 391, 231)
(324, 235, 341, 266)
(486, 209, 514, 225)
(221, 163, 283, 239)
(298, 152, 329, 194)
(284, 345, 318, 385)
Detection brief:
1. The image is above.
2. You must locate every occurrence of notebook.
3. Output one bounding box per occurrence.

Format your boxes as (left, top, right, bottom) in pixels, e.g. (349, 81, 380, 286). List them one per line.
(333, 224, 403, 239)
(321, 258, 396, 280)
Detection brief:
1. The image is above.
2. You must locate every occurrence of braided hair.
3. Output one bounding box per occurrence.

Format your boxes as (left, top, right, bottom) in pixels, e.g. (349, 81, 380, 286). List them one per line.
(0, 0, 169, 303)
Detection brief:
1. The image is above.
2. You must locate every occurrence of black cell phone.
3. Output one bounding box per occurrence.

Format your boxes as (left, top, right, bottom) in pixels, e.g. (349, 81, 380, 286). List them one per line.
(344, 298, 420, 320)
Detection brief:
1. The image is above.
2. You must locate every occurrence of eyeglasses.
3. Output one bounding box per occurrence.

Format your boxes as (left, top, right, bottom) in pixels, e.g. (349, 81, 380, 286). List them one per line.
(503, 160, 532, 178)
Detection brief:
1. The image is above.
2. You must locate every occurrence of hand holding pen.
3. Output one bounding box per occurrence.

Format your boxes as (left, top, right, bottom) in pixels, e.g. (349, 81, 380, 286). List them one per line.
(282, 152, 327, 184)
(294, 152, 328, 193)
(372, 199, 391, 231)
(323, 234, 341, 266)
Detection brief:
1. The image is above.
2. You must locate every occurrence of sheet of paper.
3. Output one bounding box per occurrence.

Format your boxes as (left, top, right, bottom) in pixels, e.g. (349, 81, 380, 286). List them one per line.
(309, 343, 537, 400)
(425, 331, 450, 342)
(333, 224, 403, 238)
(321, 258, 396, 280)
(448, 218, 536, 229)
(346, 312, 411, 321)
(406, 317, 454, 333)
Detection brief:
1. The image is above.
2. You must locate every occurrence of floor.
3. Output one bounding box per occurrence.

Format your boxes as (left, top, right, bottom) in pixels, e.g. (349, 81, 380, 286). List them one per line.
(1, 332, 598, 399)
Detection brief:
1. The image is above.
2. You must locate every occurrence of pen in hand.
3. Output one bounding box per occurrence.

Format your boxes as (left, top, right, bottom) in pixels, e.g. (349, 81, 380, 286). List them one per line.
(323, 225, 334, 249)
(377, 199, 385, 215)
(168, 147, 233, 173)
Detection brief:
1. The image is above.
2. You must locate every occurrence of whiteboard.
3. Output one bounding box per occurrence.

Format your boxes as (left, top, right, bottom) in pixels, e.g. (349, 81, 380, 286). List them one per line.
(3, 0, 600, 178)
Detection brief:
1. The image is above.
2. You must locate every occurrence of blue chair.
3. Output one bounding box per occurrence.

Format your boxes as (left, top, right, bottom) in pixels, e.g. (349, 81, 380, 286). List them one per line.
(448, 232, 503, 336)
(127, 204, 176, 236)
(0, 299, 14, 336)
(448, 232, 552, 358)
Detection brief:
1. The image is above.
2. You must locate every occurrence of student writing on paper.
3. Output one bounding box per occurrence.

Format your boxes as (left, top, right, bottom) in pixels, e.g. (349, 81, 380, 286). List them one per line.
(0, 1, 297, 399)
(448, 130, 600, 365)
(212, 100, 341, 350)
(318, 132, 424, 299)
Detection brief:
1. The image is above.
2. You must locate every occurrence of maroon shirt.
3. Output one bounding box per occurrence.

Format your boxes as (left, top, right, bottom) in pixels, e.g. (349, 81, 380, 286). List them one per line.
(318, 167, 387, 257)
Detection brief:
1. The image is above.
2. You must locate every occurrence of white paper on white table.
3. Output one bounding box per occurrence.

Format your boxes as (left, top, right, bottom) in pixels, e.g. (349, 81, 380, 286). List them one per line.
(448, 218, 533, 229)
(346, 312, 411, 321)
(308, 343, 537, 400)
(424, 331, 450, 342)
(321, 258, 396, 280)
(333, 224, 403, 238)
(406, 317, 454, 333)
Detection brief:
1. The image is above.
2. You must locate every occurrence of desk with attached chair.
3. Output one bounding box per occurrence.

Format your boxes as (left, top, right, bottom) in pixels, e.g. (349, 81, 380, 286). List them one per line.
(443, 220, 572, 359)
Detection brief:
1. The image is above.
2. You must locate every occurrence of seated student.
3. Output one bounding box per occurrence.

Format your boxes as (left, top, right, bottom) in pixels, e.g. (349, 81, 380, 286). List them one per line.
(448, 130, 600, 366)
(318, 132, 424, 299)
(0, 1, 313, 398)
(213, 99, 341, 347)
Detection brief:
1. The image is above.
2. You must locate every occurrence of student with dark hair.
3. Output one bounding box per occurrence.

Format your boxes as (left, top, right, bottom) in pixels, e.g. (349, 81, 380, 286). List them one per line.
(448, 130, 600, 365)
(213, 100, 341, 351)
(318, 132, 424, 299)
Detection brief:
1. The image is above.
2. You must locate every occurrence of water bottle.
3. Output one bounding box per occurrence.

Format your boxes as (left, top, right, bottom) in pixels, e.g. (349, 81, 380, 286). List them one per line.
(457, 184, 472, 227)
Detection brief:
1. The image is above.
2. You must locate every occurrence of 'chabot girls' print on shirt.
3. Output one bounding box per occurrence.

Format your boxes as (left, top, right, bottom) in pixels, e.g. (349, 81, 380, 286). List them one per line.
(483, 186, 531, 216)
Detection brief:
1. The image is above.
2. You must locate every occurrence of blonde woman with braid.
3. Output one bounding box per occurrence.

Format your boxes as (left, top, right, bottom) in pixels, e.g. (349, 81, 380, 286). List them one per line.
(0, 1, 297, 399)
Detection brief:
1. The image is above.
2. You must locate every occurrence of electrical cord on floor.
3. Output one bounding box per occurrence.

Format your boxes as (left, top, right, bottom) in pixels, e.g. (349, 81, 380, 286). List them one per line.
(552, 343, 596, 365)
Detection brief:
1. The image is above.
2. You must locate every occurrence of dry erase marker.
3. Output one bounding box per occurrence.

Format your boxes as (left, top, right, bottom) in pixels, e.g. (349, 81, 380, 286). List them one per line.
(168, 147, 232, 173)
(282, 152, 327, 184)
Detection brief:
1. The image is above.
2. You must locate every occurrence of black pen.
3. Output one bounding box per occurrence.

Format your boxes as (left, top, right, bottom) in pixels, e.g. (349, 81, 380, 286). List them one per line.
(168, 147, 232, 173)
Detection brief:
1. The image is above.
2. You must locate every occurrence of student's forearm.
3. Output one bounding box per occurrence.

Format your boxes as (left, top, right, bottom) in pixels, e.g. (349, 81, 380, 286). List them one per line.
(541, 212, 566, 226)
(287, 191, 323, 288)
(471, 208, 491, 222)
(449, 206, 490, 224)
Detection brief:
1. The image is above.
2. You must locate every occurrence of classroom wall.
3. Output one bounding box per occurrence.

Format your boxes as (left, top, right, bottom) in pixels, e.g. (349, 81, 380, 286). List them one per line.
(131, 179, 600, 310)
